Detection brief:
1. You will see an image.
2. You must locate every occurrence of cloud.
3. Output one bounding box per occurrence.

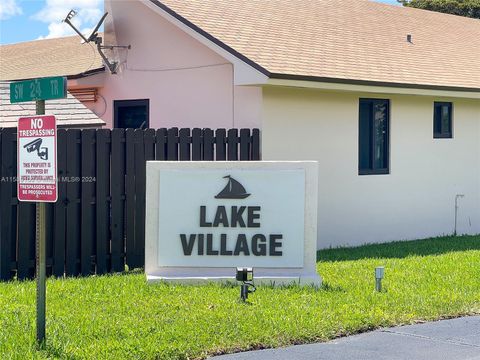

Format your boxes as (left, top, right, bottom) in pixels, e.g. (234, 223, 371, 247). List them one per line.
(0, 0, 22, 20)
(33, 0, 102, 39)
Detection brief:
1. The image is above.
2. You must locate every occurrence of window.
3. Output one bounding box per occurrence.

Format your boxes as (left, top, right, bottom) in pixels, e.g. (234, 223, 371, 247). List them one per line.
(114, 99, 149, 129)
(359, 99, 389, 175)
(434, 102, 452, 138)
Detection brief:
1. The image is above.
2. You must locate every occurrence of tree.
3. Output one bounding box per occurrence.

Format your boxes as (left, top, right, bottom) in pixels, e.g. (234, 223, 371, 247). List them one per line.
(397, 0, 480, 19)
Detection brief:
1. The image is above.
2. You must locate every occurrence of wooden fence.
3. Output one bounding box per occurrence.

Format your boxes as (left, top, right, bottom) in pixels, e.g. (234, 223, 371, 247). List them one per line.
(0, 127, 260, 281)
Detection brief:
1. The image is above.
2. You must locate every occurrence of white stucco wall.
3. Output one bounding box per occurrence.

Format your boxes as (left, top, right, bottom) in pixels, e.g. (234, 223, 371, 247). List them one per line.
(80, 0, 262, 129)
(261, 86, 480, 248)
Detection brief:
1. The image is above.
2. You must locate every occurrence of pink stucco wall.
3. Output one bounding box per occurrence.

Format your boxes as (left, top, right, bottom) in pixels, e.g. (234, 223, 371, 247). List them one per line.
(75, 0, 262, 129)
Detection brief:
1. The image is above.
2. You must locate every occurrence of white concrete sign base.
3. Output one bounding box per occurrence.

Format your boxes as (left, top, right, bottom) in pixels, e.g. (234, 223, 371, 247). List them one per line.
(145, 161, 321, 287)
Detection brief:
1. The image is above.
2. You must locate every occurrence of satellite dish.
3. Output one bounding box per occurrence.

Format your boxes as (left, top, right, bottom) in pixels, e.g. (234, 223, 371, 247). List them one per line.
(63, 9, 130, 74)
(86, 12, 108, 43)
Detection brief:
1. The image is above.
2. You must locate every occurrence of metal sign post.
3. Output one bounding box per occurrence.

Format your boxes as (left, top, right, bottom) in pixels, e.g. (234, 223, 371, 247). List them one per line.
(12, 76, 64, 346)
(35, 100, 47, 345)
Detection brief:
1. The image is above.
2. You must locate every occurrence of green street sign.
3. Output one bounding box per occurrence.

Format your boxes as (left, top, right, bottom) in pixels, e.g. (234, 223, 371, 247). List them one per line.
(10, 76, 67, 103)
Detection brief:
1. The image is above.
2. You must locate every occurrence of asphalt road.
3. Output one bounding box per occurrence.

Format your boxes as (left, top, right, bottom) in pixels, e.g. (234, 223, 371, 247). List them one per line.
(212, 316, 480, 360)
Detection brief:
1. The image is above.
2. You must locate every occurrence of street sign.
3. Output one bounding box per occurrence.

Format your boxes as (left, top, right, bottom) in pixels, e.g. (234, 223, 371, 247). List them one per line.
(17, 115, 58, 203)
(10, 76, 67, 103)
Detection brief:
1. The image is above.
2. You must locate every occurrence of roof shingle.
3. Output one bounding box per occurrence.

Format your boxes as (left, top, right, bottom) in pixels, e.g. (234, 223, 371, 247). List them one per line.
(0, 36, 103, 81)
(158, 0, 480, 90)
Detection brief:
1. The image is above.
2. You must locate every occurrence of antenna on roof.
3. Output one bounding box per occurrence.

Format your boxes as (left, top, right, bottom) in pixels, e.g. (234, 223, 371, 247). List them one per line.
(63, 10, 131, 74)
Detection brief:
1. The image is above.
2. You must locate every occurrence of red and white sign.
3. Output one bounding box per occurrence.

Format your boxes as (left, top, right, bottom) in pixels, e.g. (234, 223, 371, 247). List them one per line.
(17, 115, 57, 202)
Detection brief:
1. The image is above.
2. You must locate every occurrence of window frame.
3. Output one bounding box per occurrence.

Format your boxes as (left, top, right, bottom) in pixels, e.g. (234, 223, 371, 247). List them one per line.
(358, 98, 390, 176)
(433, 102, 453, 139)
(113, 99, 150, 129)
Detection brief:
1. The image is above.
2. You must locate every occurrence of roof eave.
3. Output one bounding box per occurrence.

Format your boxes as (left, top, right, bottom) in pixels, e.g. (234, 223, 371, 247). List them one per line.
(67, 67, 106, 80)
(269, 73, 480, 93)
(1, 67, 105, 82)
(267, 75, 480, 99)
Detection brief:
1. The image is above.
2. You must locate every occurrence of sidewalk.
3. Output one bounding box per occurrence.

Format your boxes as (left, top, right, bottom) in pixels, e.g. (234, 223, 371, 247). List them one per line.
(213, 316, 480, 360)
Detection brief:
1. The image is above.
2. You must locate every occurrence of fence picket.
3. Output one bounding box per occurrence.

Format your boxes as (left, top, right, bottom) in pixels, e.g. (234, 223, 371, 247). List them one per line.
(80, 130, 96, 276)
(203, 128, 214, 160)
(215, 129, 226, 160)
(167, 128, 179, 161)
(227, 129, 238, 160)
(155, 129, 167, 160)
(0, 129, 15, 280)
(252, 129, 261, 160)
(134, 129, 146, 268)
(111, 129, 126, 272)
(125, 129, 136, 269)
(65, 129, 81, 276)
(239, 129, 251, 161)
(96, 130, 111, 274)
(179, 128, 191, 160)
(53, 129, 67, 277)
(191, 128, 202, 160)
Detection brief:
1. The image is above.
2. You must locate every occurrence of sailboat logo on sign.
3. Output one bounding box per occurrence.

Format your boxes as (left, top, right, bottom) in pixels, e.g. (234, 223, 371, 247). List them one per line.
(215, 176, 250, 199)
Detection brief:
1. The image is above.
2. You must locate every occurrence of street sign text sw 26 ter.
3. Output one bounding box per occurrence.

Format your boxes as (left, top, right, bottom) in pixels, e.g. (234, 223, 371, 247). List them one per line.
(17, 115, 58, 202)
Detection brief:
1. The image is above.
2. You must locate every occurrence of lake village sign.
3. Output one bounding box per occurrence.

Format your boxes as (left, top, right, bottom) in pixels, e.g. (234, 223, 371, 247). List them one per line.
(145, 161, 321, 286)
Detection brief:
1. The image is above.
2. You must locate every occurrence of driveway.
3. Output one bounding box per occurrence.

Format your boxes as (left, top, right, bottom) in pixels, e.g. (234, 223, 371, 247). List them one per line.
(212, 316, 480, 360)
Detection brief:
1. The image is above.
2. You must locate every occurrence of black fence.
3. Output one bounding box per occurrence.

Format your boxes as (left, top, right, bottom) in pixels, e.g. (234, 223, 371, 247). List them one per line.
(0, 127, 260, 281)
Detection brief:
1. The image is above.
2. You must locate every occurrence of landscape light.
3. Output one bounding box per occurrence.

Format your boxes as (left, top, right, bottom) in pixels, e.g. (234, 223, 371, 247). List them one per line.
(375, 266, 385, 292)
(236, 267, 255, 301)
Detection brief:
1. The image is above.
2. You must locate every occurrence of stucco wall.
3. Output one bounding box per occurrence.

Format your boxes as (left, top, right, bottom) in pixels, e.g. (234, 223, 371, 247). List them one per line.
(261, 86, 480, 248)
(82, 0, 262, 129)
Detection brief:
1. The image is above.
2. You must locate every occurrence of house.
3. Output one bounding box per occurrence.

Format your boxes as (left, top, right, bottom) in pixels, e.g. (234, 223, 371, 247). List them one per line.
(2, 0, 480, 248)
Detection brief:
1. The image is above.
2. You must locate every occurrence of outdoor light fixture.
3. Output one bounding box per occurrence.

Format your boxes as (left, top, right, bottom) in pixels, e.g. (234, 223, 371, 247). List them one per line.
(375, 266, 385, 292)
(236, 267, 256, 301)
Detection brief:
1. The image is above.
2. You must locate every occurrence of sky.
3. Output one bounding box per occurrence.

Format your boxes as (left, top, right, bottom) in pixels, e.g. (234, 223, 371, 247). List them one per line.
(0, 0, 399, 45)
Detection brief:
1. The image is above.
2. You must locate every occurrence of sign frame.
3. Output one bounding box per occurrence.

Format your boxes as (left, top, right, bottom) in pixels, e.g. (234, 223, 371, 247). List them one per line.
(17, 115, 58, 203)
(145, 161, 321, 287)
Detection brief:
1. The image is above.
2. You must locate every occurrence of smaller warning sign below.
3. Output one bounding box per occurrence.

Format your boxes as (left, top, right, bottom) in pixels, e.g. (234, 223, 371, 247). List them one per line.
(18, 115, 57, 202)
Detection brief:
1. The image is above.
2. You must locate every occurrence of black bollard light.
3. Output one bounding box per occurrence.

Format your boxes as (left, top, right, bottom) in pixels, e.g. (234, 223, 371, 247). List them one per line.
(236, 267, 256, 301)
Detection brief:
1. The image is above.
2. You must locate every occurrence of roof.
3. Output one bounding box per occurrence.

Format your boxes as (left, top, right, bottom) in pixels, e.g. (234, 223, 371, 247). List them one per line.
(0, 82, 105, 128)
(155, 0, 480, 91)
(1, 1, 478, 91)
(0, 36, 104, 81)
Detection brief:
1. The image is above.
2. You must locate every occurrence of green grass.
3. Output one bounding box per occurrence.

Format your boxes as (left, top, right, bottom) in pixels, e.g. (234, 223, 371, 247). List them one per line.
(1, 235, 480, 360)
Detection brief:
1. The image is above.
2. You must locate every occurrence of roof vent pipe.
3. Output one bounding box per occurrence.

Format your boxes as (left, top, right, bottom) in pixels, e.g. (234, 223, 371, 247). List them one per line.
(407, 34, 413, 43)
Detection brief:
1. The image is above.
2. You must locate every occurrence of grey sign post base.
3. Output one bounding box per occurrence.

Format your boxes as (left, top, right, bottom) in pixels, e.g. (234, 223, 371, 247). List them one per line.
(35, 99, 47, 346)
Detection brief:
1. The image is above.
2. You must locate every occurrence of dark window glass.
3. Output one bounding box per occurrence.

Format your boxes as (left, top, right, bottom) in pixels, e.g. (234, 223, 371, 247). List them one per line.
(114, 99, 149, 129)
(433, 102, 452, 138)
(359, 99, 389, 175)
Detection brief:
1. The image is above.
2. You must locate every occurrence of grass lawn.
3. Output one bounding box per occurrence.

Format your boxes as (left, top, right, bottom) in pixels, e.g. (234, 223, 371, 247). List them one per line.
(1, 235, 480, 359)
